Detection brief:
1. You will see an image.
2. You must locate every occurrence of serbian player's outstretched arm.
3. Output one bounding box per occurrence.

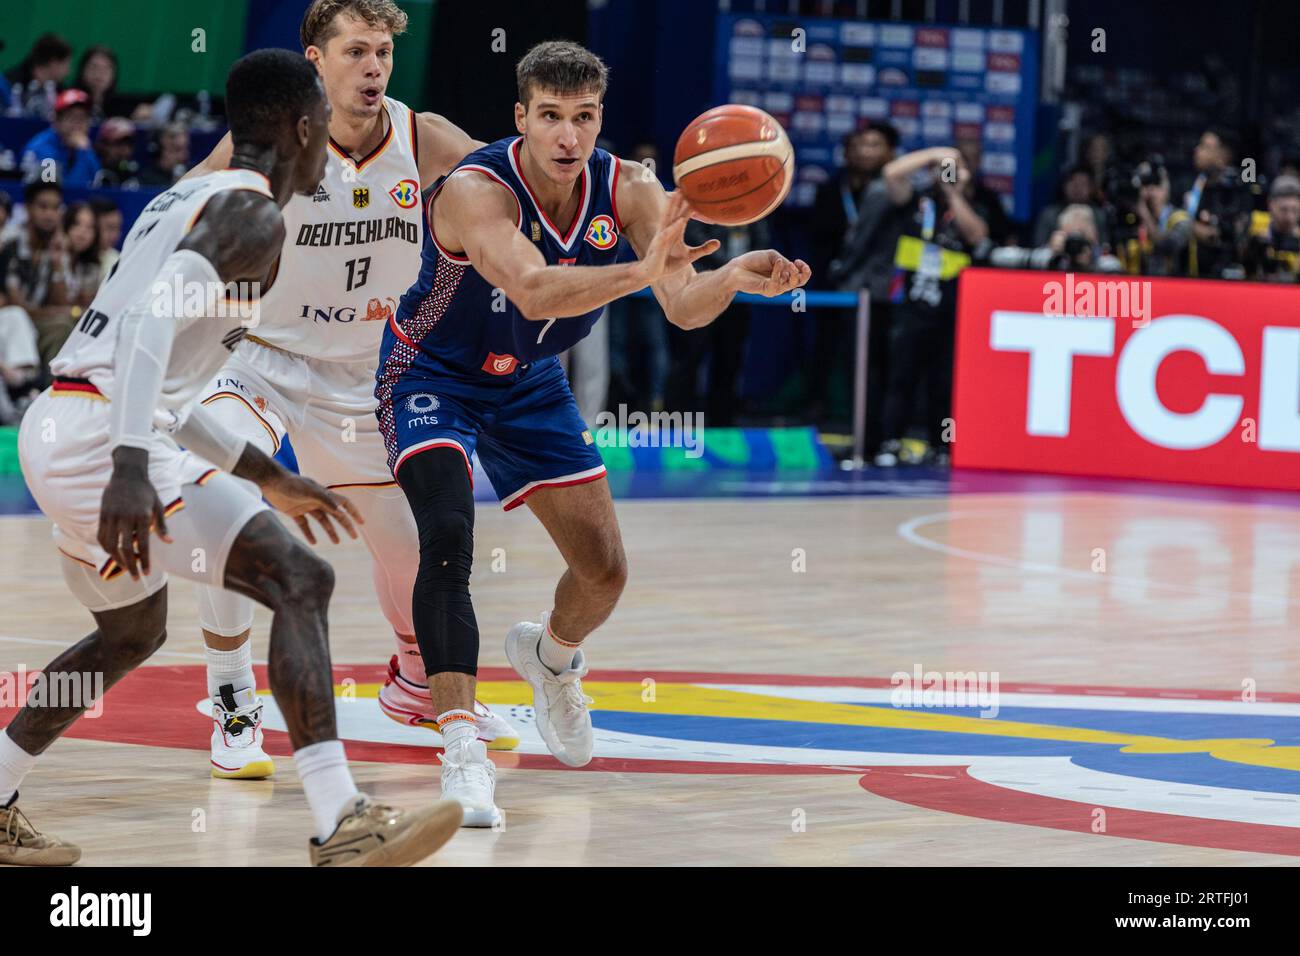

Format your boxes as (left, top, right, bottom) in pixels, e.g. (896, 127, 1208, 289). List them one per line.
(98, 193, 360, 578)
(436, 171, 712, 320)
(615, 159, 812, 330)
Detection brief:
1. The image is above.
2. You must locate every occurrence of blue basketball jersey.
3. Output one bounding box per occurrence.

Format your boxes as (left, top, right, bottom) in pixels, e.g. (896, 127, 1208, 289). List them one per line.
(378, 136, 623, 384)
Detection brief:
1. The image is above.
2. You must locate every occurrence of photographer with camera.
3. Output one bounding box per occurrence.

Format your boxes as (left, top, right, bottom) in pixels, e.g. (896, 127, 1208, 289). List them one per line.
(1106, 156, 1186, 275)
(989, 204, 1123, 274)
(1167, 128, 1254, 277)
(873, 145, 993, 467)
(1242, 174, 1300, 282)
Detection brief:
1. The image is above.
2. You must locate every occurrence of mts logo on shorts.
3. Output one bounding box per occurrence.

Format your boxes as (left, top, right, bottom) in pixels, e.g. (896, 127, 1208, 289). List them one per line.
(482, 352, 519, 375)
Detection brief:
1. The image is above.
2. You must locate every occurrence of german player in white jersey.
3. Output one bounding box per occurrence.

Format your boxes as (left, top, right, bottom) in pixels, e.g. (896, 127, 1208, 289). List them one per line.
(185, 0, 517, 780)
(4, 49, 463, 866)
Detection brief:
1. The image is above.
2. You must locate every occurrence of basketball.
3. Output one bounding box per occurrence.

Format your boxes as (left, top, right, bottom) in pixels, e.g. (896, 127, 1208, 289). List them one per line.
(672, 104, 794, 226)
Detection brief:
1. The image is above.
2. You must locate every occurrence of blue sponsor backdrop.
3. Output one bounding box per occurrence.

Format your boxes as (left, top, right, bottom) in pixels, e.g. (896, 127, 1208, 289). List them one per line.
(712, 14, 1041, 218)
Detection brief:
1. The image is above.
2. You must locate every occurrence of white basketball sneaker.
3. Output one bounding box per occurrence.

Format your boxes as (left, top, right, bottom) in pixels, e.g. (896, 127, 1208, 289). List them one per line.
(504, 617, 594, 767)
(438, 740, 501, 828)
(377, 655, 520, 750)
(210, 685, 275, 780)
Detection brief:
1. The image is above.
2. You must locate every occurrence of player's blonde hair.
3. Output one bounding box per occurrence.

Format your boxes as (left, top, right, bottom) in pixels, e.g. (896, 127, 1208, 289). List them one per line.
(516, 41, 608, 108)
(299, 0, 408, 51)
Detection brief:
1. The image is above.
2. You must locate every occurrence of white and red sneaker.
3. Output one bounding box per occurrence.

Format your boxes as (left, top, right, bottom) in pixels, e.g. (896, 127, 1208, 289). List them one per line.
(211, 684, 275, 780)
(377, 656, 521, 751)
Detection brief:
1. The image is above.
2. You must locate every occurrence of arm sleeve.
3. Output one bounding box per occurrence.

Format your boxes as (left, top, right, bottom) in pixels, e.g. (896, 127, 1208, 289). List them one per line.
(172, 401, 249, 474)
(108, 249, 221, 454)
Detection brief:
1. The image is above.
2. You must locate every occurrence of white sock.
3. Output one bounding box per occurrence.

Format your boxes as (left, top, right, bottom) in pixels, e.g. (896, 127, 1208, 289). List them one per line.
(206, 641, 255, 702)
(0, 729, 38, 806)
(395, 635, 427, 690)
(538, 616, 581, 675)
(437, 710, 477, 754)
(294, 740, 360, 841)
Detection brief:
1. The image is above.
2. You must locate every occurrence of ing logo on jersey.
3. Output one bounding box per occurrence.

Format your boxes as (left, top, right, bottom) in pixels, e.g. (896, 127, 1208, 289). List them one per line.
(584, 214, 618, 250)
(352, 188, 370, 209)
(389, 179, 418, 209)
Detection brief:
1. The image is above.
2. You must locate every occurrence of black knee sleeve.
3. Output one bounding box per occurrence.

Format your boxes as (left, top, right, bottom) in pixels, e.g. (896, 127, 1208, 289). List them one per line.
(396, 448, 479, 677)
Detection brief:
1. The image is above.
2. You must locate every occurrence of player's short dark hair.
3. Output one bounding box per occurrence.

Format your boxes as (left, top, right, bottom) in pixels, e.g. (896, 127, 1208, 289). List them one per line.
(516, 41, 609, 108)
(23, 178, 62, 205)
(225, 49, 324, 150)
(300, 0, 408, 51)
(850, 120, 899, 151)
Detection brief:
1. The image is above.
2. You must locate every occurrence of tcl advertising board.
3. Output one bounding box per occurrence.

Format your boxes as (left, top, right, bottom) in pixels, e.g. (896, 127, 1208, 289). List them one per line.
(952, 268, 1300, 490)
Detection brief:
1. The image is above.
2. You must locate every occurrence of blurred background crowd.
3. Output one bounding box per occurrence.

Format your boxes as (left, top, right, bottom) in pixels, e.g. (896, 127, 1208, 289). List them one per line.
(4, 0, 1300, 472)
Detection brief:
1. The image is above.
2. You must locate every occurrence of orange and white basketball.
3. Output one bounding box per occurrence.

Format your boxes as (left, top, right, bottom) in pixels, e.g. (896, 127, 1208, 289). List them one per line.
(672, 104, 794, 226)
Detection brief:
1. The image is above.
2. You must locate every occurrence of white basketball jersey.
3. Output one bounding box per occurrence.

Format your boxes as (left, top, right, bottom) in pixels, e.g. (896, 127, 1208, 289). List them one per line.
(51, 167, 273, 427)
(251, 97, 423, 363)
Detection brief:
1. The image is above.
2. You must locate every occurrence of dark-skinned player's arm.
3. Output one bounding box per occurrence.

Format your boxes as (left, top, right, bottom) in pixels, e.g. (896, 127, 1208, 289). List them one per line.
(436, 170, 717, 320)
(415, 111, 484, 188)
(615, 159, 811, 330)
(180, 131, 234, 182)
(97, 191, 363, 579)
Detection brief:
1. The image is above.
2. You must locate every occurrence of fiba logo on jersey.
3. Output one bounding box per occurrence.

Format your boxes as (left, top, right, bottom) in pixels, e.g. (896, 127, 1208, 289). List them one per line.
(584, 214, 618, 250)
(404, 392, 440, 427)
(389, 179, 418, 209)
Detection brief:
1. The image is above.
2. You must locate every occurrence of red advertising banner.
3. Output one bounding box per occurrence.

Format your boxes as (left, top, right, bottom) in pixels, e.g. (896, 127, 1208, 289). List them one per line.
(952, 268, 1300, 490)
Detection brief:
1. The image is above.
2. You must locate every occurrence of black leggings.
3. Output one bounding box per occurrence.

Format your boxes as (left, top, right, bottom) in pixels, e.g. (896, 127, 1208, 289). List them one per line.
(395, 447, 479, 677)
(880, 306, 955, 446)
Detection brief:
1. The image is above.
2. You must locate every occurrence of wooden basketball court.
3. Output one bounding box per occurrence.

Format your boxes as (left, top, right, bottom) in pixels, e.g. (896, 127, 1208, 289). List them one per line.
(3, 484, 1300, 866)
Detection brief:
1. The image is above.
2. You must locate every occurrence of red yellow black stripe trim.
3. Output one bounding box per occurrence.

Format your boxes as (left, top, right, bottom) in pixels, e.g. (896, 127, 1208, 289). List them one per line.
(410, 107, 419, 176)
(163, 497, 186, 518)
(200, 392, 280, 454)
(50, 378, 108, 402)
(196, 468, 219, 486)
(328, 104, 394, 172)
(58, 548, 96, 570)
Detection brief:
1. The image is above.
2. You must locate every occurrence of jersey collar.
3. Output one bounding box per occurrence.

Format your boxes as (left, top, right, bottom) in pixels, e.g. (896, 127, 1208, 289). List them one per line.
(508, 136, 590, 253)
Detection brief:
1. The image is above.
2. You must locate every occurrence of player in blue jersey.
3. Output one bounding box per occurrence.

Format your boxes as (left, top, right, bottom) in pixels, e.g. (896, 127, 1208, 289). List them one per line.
(375, 40, 810, 823)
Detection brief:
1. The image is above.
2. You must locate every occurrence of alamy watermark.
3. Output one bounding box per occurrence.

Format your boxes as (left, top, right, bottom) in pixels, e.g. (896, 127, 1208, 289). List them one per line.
(1043, 272, 1152, 328)
(0, 667, 104, 718)
(150, 276, 261, 327)
(890, 664, 1000, 718)
(592, 404, 705, 458)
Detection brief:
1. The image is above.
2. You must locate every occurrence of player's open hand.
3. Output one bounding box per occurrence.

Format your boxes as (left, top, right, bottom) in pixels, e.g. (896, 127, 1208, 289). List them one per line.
(726, 249, 812, 297)
(640, 192, 721, 281)
(98, 451, 172, 580)
(262, 473, 364, 545)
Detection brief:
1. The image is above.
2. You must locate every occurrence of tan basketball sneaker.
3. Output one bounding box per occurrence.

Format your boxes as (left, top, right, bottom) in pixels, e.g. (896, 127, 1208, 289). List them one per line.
(1, 796, 82, 866)
(309, 794, 462, 867)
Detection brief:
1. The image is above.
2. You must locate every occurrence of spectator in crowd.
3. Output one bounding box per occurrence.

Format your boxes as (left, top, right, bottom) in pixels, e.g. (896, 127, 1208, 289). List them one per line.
(89, 196, 123, 275)
(665, 217, 771, 426)
(0, 193, 12, 241)
(826, 122, 904, 447)
(1109, 156, 1186, 275)
(1168, 127, 1254, 278)
(4, 34, 73, 120)
(92, 117, 141, 188)
(0, 180, 78, 365)
(62, 201, 103, 307)
(805, 121, 898, 426)
(20, 89, 100, 187)
(955, 135, 1016, 246)
(875, 145, 990, 467)
(1242, 174, 1300, 282)
(0, 192, 40, 424)
(990, 204, 1123, 273)
(1080, 132, 1115, 196)
(1033, 165, 1104, 246)
(137, 122, 191, 187)
(607, 140, 671, 412)
(73, 44, 128, 122)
